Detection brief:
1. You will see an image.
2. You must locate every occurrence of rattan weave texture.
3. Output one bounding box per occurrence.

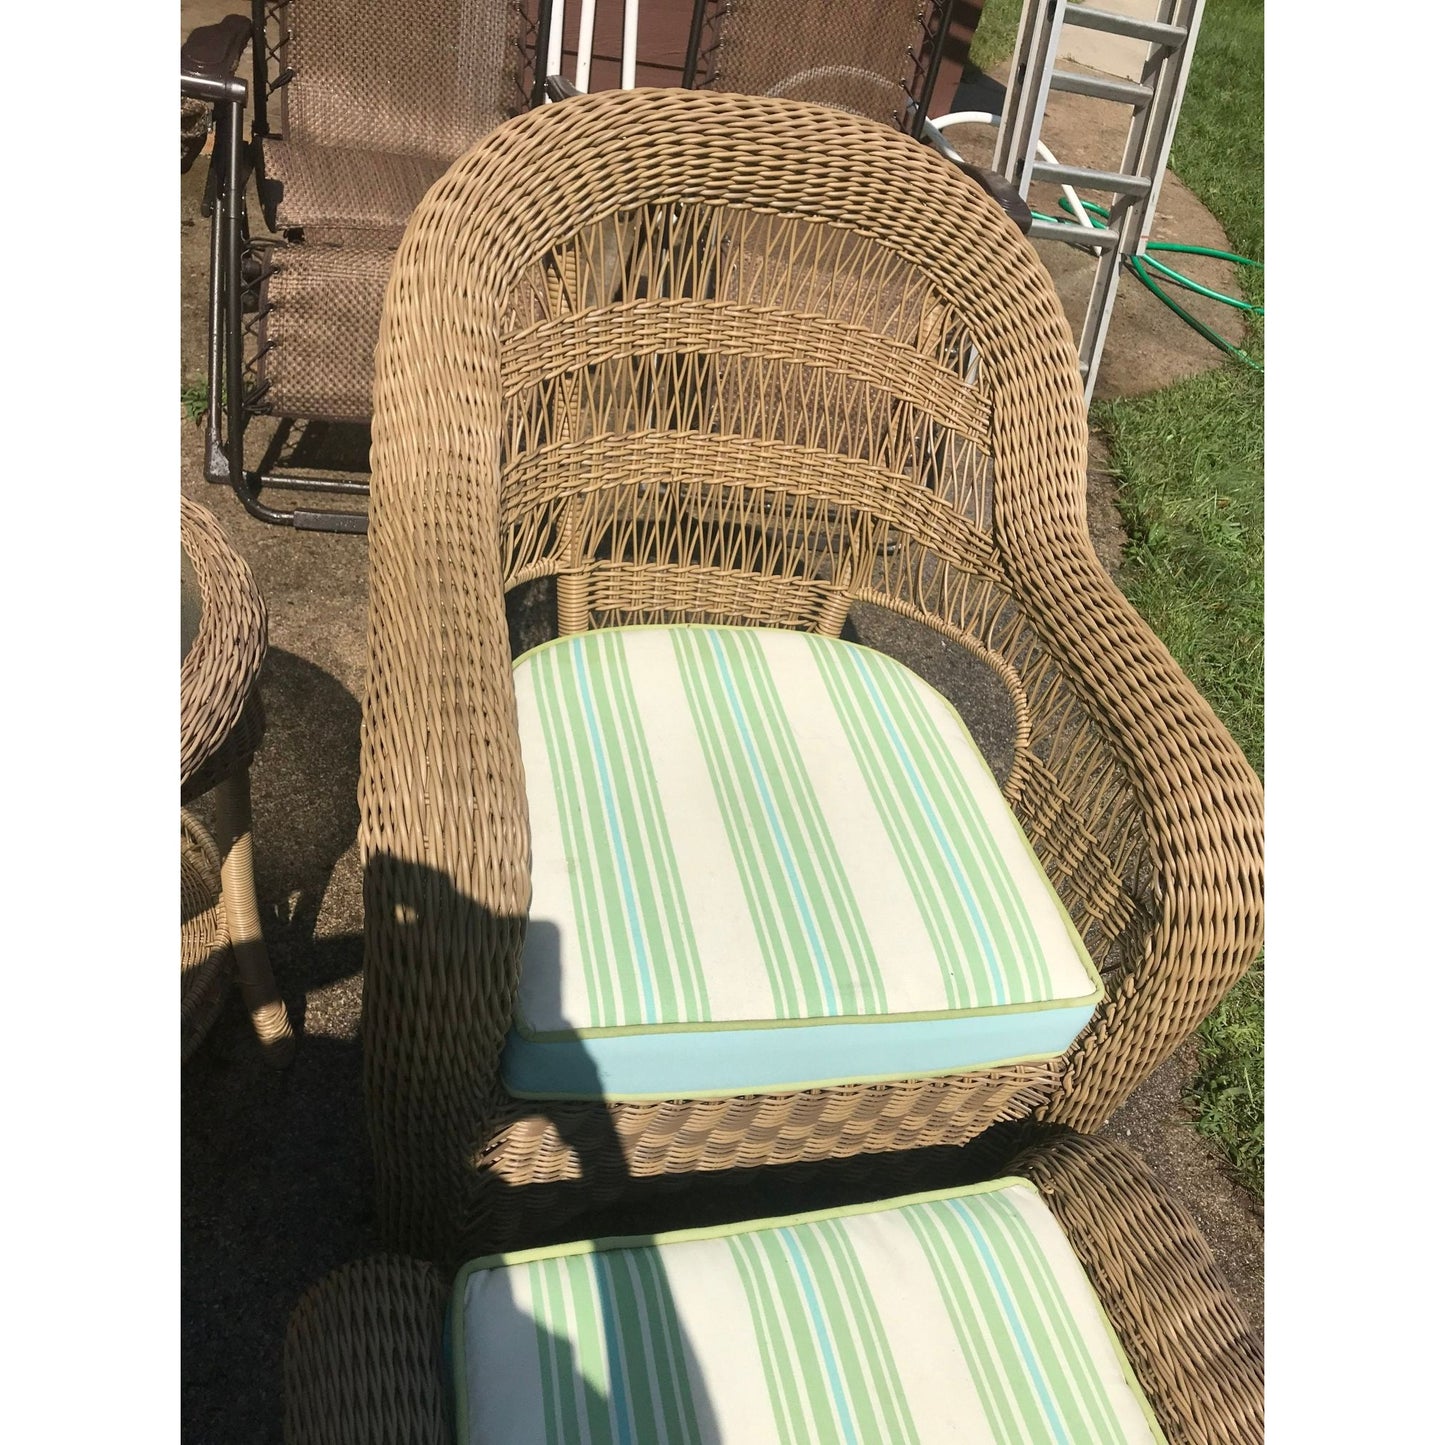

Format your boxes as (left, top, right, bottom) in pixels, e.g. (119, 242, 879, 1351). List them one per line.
(282, 1133, 1262, 1445)
(284, 1255, 450, 1445)
(360, 89, 1264, 1260)
(182, 497, 267, 803)
(1012, 1130, 1265, 1445)
(181, 498, 294, 1064)
(181, 809, 231, 1062)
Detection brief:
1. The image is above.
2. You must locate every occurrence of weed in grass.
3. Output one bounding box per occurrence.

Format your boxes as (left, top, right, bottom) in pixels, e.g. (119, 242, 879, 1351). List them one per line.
(182, 376, 209, 425)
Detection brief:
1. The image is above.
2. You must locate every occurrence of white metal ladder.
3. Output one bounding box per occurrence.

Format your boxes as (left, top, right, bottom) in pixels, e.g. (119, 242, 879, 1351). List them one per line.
(994, 0, 1206, 403)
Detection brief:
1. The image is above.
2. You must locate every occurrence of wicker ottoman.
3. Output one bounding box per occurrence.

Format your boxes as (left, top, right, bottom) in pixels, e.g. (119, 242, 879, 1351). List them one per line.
(181, 497, 294, 1065)
(283, 1131, 1261, 1445)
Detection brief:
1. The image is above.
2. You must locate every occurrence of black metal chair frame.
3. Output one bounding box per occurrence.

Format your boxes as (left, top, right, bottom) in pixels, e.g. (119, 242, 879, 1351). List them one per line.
(181, 3, 553, 535)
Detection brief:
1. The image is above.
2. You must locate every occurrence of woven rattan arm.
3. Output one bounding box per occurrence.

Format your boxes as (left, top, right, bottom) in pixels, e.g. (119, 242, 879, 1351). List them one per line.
(181, 497, 267, 801)
(283, 1257, 451, 1445)
(1008, 1130, 1263, 1445)
(361, 264, 532, 1254)
(993, 471, 1264, 1132)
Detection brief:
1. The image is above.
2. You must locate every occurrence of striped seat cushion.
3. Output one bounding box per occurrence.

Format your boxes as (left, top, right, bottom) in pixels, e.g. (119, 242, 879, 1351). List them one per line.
(505, 627, 1102, 1099)
(450, 1179, 1165, 1444)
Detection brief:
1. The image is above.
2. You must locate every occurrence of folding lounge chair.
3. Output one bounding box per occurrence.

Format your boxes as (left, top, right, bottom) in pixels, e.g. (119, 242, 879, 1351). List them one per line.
(180, 1, 553, 533)
(356, 89, 1264, 1264)
(542, 2, 1028, 228)
(681, 0, 955, 131)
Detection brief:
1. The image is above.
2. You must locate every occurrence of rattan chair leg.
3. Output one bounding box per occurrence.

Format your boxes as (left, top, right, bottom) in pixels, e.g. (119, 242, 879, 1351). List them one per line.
(284, 1257, 450, 1445)
(216, 769, 296, 1066)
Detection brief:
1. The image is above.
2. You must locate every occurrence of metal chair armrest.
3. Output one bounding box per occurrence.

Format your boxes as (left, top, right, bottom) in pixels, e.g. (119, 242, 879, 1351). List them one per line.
(182, 14, 253, 92)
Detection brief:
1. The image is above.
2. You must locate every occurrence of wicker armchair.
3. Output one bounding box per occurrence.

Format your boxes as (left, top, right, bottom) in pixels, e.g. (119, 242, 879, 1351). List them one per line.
(181, 1, 552, 533)
(284, 1132, 1263, 1445)
(360, 88, 1263, 1262)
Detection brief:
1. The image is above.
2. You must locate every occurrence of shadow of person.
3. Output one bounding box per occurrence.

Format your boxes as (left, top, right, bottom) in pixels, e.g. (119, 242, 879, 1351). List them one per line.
(244, 647, 366, 1021)
(369, 853, 721, 1440)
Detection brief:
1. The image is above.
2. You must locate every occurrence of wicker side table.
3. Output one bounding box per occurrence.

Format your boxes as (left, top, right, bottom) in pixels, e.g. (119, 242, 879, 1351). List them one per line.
(181, 497, 294, 1066)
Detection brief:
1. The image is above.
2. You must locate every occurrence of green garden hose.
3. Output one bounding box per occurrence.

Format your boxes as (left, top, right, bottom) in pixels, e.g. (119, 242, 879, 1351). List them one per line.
(1032, 197, 1263, 373)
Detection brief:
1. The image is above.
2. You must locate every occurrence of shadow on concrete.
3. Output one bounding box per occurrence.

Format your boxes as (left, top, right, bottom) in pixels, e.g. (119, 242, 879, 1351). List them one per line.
(255, 418, 372, 479)
(183, 648, 366, 1443)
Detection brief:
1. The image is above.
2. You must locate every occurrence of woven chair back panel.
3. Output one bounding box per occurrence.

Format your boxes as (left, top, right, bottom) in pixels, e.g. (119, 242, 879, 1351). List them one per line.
(489, 200, 1155, 977)
(697, 0, 938, 128)
(283, 0, 527, 158)
(498, 203, 993, 613)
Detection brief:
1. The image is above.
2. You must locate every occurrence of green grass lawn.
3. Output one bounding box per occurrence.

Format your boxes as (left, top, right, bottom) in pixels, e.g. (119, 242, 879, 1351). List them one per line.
(971, 0, 1265, 1196)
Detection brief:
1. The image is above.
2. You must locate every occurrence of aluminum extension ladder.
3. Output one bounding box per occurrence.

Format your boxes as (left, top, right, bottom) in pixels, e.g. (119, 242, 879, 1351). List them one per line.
(994, 0, 1206, 404)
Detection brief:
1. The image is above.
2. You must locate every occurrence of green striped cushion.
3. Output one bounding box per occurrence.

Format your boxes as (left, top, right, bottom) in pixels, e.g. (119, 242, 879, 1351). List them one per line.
(505, 627, 1102, 1098)
(451, 1179, 1165, 1444)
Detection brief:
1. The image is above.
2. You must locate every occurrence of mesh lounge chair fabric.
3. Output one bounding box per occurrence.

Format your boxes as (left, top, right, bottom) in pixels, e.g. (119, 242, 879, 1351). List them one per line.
(264, 143, 447, 236)
(359, 89, 1264, 1261)
(691, 0, 945, 129)
(260, 241, 401, 423)
(282, 0, 525, 158)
